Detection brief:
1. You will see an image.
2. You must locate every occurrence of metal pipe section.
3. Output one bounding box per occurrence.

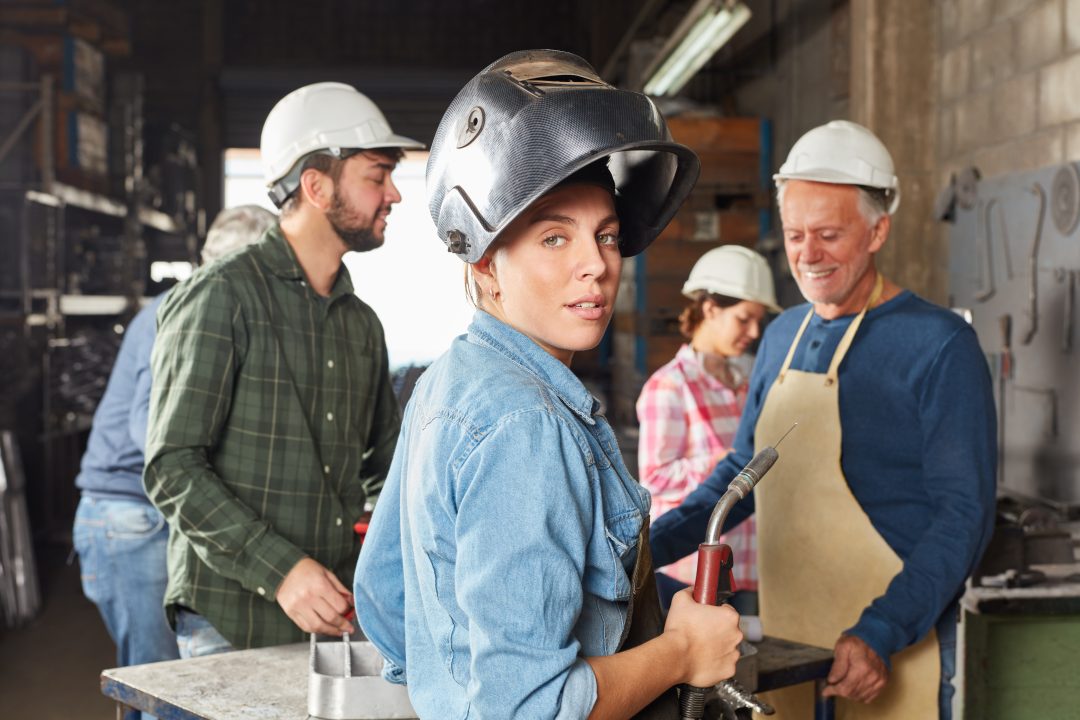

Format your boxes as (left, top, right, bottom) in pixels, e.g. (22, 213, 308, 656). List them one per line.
(704, 446, 779, 544)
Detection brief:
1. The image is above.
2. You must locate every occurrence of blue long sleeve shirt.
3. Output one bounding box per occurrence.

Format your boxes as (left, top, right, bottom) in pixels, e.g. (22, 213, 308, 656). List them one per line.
(75, 293, 166, 502)
(650, 290, 996, 666)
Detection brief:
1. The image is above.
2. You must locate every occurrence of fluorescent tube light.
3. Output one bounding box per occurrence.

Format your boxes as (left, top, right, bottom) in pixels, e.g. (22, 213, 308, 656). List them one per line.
(642, 0, 751, 96)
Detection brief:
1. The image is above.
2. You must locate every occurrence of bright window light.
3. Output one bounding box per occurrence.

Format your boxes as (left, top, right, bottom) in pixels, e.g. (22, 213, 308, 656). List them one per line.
(222, 149, 474, 370)
(150, 261, 194, 283)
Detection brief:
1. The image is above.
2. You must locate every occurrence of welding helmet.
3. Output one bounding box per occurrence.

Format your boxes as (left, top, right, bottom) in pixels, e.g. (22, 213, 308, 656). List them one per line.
(260, 82, 424, 208)
(774, 120, 900, 214)
(426, 49, 700, 263)
(682, 245, 781, 313)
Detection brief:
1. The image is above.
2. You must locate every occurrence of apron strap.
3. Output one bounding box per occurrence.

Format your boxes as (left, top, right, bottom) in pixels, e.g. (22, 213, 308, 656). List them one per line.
(777, 309, 815, 383)
(825, 273, 885, 384)
(618, 519, 681, 719)
(778, 273, 886, 386)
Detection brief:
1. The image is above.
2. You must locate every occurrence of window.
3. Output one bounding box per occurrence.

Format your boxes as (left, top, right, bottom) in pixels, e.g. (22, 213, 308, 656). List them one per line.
(222, 149, 472, 369)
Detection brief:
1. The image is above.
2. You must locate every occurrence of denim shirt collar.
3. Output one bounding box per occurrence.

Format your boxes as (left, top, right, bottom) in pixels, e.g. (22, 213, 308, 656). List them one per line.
(467, 310, 599, 425)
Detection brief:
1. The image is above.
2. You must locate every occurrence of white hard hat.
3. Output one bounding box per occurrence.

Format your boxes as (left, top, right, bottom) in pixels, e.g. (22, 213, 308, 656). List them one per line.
(774, 120, 900, 214)
(260, 82, 424, 207)
(682, 245, 781, 313)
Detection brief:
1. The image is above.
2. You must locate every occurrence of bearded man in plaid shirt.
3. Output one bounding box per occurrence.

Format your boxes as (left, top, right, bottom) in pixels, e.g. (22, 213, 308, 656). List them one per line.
(145, 83, 422, 655)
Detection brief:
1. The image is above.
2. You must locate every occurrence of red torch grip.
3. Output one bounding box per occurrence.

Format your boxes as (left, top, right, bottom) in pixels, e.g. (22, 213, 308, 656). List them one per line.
(692, 543, 735, 606)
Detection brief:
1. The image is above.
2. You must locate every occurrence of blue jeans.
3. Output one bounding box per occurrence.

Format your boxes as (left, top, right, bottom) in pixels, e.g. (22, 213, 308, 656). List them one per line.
(74, 496, 179, 720)
(938, 605, 958, 720)
(74, 496, 179, 666)
(175, 608, 234, 659)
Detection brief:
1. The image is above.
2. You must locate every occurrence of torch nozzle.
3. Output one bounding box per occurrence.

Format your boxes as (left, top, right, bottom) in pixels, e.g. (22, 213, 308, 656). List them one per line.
(704, 423, 796, 544)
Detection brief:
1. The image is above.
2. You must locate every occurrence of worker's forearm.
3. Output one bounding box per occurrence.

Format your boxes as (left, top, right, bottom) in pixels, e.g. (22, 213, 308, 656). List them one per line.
(585, 632, 690, 720)
(144, 450, 305, 597)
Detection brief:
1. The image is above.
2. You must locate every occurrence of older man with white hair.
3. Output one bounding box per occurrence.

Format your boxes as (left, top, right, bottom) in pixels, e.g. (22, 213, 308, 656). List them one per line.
(73, 204, 275, 718)
(649, 121, 996, 719)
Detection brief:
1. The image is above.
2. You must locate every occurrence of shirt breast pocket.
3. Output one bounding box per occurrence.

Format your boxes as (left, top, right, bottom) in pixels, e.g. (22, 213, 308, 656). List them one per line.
(590, 507, 642, 602)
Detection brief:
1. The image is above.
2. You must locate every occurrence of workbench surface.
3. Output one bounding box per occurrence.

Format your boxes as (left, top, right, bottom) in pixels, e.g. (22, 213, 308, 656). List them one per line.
(101, 637, 834, 719)
(102, 643, 309, 720)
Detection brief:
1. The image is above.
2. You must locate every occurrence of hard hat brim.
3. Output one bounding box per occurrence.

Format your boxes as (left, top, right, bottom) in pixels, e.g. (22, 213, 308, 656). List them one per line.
(681, 281, 782, 314)
(773, 167, 871, 186)
(364, 134, 426, 151)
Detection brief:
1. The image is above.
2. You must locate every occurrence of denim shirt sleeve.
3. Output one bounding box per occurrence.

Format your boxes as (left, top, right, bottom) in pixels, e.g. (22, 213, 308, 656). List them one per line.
(354, 446, 408, 681)
(454, 409, 599, 718)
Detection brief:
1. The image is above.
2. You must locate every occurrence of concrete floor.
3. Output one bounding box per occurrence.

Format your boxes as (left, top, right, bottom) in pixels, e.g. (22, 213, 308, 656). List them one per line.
(0, 545, 119, 720)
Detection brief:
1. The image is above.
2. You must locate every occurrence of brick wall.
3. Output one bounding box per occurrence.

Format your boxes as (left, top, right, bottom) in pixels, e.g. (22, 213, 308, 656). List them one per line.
(939, 0, 1080, 183)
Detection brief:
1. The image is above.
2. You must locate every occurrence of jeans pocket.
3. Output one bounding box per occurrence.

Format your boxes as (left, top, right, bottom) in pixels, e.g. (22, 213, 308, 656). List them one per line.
(108, 503, 166, 540)
(73, 500, 106, 603)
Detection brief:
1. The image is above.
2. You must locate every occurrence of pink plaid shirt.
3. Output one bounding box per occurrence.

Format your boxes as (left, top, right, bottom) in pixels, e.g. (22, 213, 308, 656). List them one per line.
(636, 344, 757, 589)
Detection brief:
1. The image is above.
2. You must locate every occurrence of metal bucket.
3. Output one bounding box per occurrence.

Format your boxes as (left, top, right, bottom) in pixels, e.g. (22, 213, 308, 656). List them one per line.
(308, 634, 417, 720)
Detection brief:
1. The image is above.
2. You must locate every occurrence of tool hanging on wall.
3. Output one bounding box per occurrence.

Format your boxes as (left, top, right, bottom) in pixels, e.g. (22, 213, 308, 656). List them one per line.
(1050, 162, 1080, 236)
(974, 198, 1014, 302)
(997, 314, 1012, 487)
(678, 425, 797, 720)
(1021, 183, 1047, 345)
(1064, 270, 1075, 354)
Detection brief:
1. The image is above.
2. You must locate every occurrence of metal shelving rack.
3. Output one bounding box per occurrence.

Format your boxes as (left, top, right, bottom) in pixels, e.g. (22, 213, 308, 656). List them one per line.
(0, 68, 199, 553)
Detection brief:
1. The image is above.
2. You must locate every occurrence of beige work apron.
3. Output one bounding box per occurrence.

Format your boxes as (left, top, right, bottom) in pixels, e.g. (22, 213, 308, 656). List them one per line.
(753, 275, 940, 719)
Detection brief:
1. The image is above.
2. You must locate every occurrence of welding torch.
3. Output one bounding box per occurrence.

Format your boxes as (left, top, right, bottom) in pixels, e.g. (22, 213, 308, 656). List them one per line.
(678, 424, 796, 720)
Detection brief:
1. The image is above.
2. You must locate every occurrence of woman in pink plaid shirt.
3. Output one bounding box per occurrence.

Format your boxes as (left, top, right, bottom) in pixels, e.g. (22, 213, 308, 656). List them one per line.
(636, 245, 781, 614)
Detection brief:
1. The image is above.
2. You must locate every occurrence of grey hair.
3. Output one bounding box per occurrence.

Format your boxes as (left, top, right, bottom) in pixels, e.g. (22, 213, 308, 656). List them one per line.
(776, 179, 890, 226)
(201, 205, 278, 264)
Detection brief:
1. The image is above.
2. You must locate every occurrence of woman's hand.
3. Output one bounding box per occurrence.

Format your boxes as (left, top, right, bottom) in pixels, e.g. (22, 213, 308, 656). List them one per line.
(664, 588, 743, 687)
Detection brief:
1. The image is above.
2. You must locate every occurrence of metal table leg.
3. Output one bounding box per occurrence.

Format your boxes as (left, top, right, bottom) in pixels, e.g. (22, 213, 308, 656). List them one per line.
(814, 679, 835, 720)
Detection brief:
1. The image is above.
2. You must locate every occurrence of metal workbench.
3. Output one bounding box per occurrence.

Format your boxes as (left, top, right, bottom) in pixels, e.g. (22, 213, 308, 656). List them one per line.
(101, 636, 834, 720)
(959, 563, 1080, 720)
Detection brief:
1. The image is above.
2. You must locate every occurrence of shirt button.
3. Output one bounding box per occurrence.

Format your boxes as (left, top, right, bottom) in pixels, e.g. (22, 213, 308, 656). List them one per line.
(336, 518, 343, 527)
(327, 360, 334, 368)
(323, 465, 331, 474)
(326, 412, 334, 422)
(257, 587, 266, 596)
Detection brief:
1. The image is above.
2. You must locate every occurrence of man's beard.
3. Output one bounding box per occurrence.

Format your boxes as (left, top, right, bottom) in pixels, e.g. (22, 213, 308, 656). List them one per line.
(327, 190, 384, 253)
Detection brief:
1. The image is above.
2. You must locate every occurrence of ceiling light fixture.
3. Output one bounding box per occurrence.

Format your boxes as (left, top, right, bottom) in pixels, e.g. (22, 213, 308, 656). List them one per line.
(641, 0, 752, 97)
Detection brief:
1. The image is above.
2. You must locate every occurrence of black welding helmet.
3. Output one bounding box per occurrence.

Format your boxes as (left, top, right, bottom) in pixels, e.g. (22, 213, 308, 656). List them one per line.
(426, 49, 700, 264)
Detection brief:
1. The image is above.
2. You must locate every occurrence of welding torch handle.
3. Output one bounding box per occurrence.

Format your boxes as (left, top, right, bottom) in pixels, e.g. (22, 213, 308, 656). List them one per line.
(680, 445, 782, 719)
(679, 543, 736, 718)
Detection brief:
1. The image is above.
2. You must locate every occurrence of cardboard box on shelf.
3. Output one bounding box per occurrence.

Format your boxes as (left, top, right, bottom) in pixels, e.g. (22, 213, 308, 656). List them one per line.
(0, 1, 129, 53)
(31, 91, 110, 193)
(2, 32, 106, 113)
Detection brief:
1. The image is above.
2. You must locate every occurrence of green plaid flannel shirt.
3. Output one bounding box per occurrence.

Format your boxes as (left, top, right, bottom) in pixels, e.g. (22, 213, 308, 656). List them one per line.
(145, 226, 400, 648)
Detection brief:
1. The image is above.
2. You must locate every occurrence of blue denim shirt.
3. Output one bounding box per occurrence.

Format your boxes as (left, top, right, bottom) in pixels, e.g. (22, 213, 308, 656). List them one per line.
(75, 293, 166, 502)
(355, 310, 650, 719)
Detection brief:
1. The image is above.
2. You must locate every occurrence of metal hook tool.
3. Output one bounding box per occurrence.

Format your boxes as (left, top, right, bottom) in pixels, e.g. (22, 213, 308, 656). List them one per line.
(1022, 183, 1047, 345)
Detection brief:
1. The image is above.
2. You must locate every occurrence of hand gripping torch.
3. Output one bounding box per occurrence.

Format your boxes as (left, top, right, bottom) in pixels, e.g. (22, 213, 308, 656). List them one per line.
(678, 424, 796, 720)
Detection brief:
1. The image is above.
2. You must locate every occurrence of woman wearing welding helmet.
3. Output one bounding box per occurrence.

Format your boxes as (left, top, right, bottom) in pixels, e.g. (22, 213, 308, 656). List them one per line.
(637, 246, 781, 614)
(354, 50, 743, 718)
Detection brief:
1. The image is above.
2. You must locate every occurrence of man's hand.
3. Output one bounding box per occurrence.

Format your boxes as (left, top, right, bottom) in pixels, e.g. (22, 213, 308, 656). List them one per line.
(276, 557, 355, 635)
(822, 634, 888, 703)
